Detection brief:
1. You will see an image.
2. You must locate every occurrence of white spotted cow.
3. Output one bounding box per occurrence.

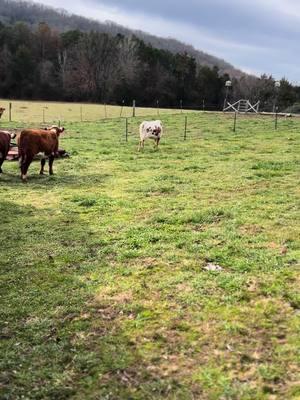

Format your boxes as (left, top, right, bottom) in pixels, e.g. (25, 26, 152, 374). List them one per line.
(138, 120, 163, 151)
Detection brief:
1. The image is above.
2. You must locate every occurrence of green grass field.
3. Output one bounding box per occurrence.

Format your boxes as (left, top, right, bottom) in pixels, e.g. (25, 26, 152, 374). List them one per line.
(0, 112, 299, 399)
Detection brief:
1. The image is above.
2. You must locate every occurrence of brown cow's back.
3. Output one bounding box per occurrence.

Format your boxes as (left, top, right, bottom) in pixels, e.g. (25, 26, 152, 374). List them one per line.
(19, 129, 59, 157)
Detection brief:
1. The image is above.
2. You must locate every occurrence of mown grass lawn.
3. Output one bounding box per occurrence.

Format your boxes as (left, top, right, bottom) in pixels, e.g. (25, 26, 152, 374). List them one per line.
(0, 113, 299, 399)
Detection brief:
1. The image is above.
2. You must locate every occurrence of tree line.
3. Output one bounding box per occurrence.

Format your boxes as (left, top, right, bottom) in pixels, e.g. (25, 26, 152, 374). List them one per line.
(0, 21, 299, 111)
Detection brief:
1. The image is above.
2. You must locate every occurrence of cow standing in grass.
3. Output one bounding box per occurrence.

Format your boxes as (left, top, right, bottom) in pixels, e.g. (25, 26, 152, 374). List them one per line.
(138, 120, 163, 151)
(0, 131, 16, 173)
(18, 126, 64, 181)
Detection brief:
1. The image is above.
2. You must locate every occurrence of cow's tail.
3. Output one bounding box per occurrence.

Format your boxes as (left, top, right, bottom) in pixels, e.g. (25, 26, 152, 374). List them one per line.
(18, 150, 25, 168)
(18, 133, 26, 168)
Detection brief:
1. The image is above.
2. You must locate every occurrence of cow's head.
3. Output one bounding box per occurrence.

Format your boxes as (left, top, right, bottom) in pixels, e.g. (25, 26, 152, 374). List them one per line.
(153, 126, 161, 136)
(49, 126, 65, 136)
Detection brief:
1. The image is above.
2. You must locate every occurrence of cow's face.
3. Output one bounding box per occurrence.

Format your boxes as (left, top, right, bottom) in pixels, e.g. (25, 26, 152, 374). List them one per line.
(49, 126, 65, 136)
(57, 127, 65, 135)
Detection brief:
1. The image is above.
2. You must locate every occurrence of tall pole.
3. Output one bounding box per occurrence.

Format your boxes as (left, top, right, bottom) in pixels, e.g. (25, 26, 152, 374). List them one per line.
(223, 86, 229, 111)
(223, 80, 232, 111)
(274, 81, 281, 114)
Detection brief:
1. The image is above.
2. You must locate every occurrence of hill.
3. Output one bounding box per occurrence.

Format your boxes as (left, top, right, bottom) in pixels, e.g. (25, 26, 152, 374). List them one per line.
(0, 0, 245, 78)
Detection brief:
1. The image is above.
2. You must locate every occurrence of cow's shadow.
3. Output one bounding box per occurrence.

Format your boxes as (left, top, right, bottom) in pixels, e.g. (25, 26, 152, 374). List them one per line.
(0, 171, 112, 189)
(0, 199, 36, 222)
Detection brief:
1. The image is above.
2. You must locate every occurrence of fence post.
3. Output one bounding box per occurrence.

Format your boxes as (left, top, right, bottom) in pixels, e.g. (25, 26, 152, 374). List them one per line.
(132, 100, 136, 117)
(157, 100, 159, 115)
(180, 99, 183, 113)
(120, 100, 125, 117)
(125, 118, 128, 142)
(43, 108, 45, 124)
(9, 102, 12, 122)
(275, 107, 278, 130)
(202, 99, 205, 112)
(233, 112, 237, 132)
(184, 115, 187, 140)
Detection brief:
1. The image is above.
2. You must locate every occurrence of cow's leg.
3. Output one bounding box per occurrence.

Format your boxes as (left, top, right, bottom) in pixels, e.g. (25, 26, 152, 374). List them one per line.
(0, 156, 4, 173)
(40, 158, 46, 175)
(48, 154, 55, 175)
(20, 154, 27, 180)
(20, 153, 33, 181)
(153, 137, 160, 149)
(138, 140, 144, 152)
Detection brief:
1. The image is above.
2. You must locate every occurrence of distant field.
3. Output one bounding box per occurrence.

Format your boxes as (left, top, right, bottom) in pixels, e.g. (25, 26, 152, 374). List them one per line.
(1, 112, 299, 399)
(0, 99, 190, 124)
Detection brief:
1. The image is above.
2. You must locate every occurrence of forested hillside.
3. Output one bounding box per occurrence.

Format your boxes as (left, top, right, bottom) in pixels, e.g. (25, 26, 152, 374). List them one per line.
(0, 21, 231, 107)
(0, 0, 243, 77)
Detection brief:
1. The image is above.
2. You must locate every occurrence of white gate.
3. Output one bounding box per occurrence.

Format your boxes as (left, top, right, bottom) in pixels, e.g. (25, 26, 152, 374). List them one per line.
(223, 99, 260, 113)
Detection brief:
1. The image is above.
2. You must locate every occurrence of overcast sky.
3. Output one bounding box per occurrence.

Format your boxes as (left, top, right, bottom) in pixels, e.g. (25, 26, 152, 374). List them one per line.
(33, 0, 300, 83)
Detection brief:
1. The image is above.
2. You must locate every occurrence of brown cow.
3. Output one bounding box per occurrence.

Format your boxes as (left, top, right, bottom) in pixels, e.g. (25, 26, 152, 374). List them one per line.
(18, 126, 64, 181)
(0, 131, 15, 173)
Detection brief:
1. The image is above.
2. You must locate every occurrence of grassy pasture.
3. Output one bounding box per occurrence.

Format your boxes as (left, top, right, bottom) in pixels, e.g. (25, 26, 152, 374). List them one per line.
(0, 99, 188, 124)
(0, 112, 299, 399)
